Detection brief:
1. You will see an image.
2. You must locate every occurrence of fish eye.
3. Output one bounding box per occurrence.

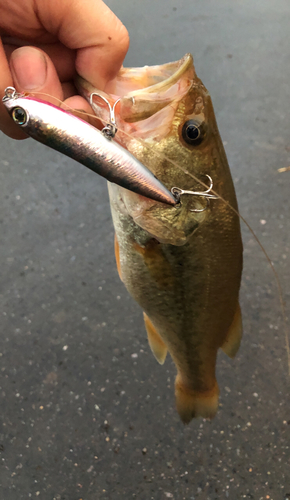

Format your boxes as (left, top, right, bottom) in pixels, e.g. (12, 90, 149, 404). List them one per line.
(182, 120, 204, 145)
(12, 107, 27, 126)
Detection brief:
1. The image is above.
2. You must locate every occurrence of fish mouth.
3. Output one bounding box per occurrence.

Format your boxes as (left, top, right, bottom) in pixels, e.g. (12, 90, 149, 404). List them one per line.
(76, 54, 204, 246)
(75, 53, 195, 127)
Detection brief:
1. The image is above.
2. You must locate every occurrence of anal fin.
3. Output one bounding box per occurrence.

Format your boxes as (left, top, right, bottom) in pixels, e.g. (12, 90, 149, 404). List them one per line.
(221, 303, 242, 358)
(114, 234, 122, 281)
(143, 313, 167, 365)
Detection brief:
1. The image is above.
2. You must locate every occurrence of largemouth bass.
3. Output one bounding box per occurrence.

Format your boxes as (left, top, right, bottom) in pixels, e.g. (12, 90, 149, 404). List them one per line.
(77, 54, 243, 423)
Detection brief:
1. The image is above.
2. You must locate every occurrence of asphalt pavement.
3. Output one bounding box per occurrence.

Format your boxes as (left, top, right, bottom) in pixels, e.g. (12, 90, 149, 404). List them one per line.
(0, 1, 290, 499)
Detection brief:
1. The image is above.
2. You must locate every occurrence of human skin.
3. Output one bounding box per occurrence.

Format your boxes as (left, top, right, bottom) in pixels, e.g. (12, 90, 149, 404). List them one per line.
(0, 0, 129, 139)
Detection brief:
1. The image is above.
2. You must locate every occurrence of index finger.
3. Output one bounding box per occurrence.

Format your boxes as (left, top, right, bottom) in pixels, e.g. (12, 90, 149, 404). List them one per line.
(37, 0, 130, 90)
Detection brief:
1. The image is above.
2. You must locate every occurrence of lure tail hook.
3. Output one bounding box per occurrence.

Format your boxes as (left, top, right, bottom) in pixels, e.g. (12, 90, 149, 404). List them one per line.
(171, 174, 219, 212)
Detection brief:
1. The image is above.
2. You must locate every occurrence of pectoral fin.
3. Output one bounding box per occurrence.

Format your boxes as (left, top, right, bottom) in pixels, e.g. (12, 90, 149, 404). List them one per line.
(143, 313, 168, 365)
(114, 234, 122, 281)
(221, 303, 242, 358)
(133, 239, 174, 290)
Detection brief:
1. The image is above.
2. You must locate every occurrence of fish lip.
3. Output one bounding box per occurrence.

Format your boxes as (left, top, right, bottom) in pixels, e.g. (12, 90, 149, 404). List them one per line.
(75, 53, 195, 123)
(121, 53, 194, 98)
(76, 53, 193, 98)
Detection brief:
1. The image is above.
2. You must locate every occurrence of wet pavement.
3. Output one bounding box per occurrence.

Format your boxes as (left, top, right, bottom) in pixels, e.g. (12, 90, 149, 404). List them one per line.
(0, 1, 290, 499)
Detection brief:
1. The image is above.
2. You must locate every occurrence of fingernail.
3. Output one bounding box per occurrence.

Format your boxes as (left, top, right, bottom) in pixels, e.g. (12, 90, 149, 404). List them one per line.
(11, 47, 47, 90)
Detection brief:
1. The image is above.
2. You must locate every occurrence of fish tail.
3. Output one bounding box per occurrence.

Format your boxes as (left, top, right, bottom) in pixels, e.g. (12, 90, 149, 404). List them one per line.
(175, 373, 219, 424)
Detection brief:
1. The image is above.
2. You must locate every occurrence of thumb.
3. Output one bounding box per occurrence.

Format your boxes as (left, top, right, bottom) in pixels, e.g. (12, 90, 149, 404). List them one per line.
(37, 0, 129, 90)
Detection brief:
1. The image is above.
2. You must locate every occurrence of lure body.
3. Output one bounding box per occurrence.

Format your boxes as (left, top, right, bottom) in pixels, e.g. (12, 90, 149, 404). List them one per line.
(2, 93, 176, 206)
(77, 54, 243, 424)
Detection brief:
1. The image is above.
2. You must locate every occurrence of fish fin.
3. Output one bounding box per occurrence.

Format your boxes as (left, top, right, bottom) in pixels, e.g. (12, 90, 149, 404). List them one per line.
(221, 303, 242, 359)
(143, 312, 168, 365)
(114, 234, 122, 281)
(175, 374, 219, 424)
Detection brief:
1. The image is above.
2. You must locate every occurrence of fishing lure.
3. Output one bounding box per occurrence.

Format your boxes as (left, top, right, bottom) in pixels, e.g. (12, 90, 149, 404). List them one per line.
(2, 87, 176, 206)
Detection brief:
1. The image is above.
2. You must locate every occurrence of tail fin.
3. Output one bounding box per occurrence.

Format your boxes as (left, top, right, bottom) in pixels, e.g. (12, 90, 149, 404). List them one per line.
(175, 374, 219, 424)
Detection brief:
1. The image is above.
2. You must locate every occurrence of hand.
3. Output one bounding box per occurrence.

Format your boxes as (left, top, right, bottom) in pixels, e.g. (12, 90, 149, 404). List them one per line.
(0, 0, 129, 139)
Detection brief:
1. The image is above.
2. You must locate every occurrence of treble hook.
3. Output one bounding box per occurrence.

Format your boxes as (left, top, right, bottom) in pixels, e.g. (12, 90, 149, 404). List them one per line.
(89, 92, 120, 139)
(171, 175, 219, 213)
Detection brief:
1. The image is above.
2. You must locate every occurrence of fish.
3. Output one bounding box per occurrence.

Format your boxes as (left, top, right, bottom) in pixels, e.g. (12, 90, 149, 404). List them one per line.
(77, 53, 243, 423)
(2, 87, 176, 206)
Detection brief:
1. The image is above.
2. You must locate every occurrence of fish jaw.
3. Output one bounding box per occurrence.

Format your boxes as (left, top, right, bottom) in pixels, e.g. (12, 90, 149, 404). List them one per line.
(108, 182, 205, 246)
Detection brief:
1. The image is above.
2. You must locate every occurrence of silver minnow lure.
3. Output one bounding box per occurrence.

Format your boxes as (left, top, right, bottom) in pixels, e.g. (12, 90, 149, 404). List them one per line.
(2, 88, 176, 206)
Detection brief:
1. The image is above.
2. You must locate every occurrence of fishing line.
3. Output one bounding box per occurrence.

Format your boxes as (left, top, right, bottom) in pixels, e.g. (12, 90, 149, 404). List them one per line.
(25, 91, 290, 375)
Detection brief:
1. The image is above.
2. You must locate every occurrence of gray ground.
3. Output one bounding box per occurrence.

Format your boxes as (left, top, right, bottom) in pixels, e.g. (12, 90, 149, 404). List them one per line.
(0, 1, 290, 499)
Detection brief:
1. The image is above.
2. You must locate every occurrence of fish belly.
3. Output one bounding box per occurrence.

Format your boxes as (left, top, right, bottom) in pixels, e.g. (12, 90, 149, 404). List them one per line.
(109, 182, 243, 424)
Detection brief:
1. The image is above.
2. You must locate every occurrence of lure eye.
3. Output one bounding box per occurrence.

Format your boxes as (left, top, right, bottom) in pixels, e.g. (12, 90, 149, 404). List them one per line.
(12, 107, 27, 126)
(182, 120, 204, 145)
